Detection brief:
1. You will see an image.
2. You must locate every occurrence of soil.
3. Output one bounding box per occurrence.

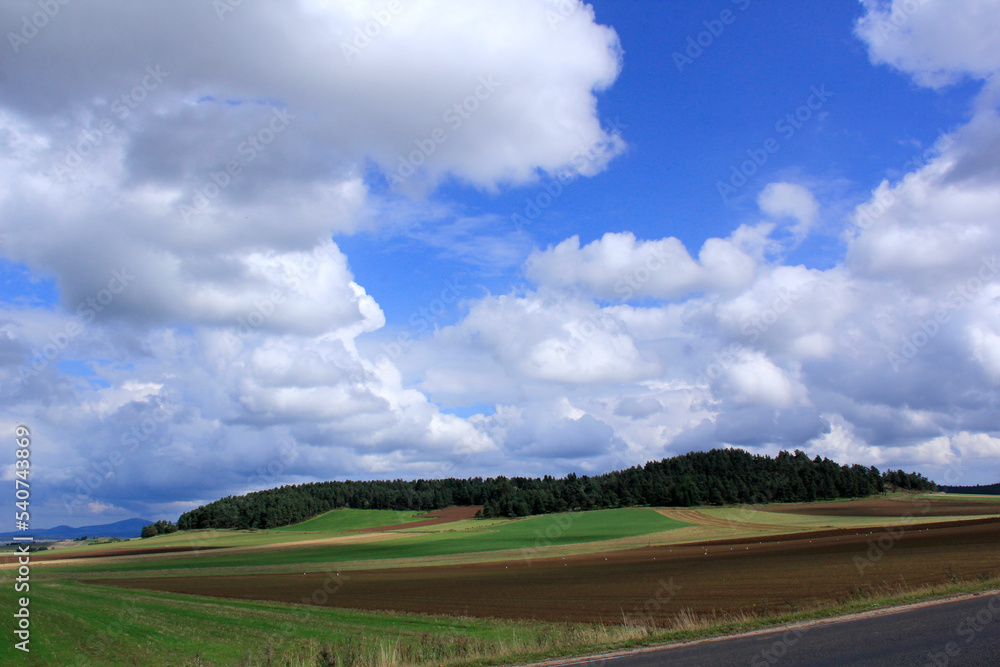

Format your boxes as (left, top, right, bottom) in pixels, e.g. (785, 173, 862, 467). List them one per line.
(757, 498, 1000, 517)
(346, 506, 483, 533)
(90, 516, 1000, 624)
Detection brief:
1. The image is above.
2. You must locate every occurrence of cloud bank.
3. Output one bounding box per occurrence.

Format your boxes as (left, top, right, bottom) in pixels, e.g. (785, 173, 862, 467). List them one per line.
(1, 0, 998, 526)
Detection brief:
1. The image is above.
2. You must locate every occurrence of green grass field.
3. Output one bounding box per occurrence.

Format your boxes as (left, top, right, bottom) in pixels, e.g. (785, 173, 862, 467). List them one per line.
(31, 509, 433, 556)
(42, 529, 307, 553)
(0, 577, 646, 667)
(51, 508, 687, 575)
(929, 492, 1000, 501)
(274, 508, 426, 532)
(41, 509, 490, 558)
(700, 507, 981, 529)
(5, 508, 689, 665)
(10, 498, 1000, 666)
(54, 519, 512, 556)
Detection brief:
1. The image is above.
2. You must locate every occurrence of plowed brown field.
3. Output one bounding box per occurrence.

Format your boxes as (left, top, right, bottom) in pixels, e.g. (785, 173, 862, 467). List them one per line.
(92, 517, 1000, 624)
(655, 508, 783, 531)
(758, 498, 1000, 517)
(347, 505, 482, 533)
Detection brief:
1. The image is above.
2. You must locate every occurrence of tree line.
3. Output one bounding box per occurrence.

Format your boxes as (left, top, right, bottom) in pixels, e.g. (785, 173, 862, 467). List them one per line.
(140, 520, 178, 538)
(938, 482, 1000, 495)
(175, 448, 936, 531)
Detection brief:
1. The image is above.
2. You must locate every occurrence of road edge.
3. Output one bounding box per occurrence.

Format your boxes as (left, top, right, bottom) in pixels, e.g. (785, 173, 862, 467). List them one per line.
(522, 587, 1000, 666)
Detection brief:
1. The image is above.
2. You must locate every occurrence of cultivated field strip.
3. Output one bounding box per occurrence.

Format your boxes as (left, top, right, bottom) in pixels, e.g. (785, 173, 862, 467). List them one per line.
(654, 508, 792, 531)
(91, 515, 1000, 624)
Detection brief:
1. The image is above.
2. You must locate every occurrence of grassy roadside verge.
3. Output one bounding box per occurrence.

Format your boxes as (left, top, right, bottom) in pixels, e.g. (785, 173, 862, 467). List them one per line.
(2, 572, 997, 666)
(494, 577, 1000, 667)
(0, 576, 648, 667)
(574, 577, 1000, 662)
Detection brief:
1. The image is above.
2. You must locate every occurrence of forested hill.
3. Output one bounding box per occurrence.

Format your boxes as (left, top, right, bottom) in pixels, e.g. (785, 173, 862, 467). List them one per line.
(177, 448, 936, 530)
(939, 482, 1000, 495)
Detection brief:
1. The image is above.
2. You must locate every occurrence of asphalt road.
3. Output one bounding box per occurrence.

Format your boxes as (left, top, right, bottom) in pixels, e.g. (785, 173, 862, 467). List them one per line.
(539, 593, 1000, 667)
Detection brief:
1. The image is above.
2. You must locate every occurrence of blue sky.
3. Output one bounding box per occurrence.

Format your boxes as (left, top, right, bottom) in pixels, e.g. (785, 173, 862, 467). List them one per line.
(2, 0, 1000, 527)
(343, 0, 974, 325)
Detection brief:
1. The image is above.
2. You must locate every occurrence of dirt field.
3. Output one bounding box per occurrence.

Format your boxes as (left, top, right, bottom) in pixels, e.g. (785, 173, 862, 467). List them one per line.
(655, 508, 784, 531)
(93, 516, 1000, 624)
(758, 498, 1000, 517)
(347, 506, 482, 533)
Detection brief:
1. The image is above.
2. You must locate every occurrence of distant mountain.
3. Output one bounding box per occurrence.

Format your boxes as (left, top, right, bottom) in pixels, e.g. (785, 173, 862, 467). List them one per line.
(0, 518, 153, 541)
(939, 483, 1000, 495)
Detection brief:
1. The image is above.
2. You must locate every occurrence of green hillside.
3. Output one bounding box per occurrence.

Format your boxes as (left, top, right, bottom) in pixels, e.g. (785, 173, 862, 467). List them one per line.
(275, 508, 424, 532)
